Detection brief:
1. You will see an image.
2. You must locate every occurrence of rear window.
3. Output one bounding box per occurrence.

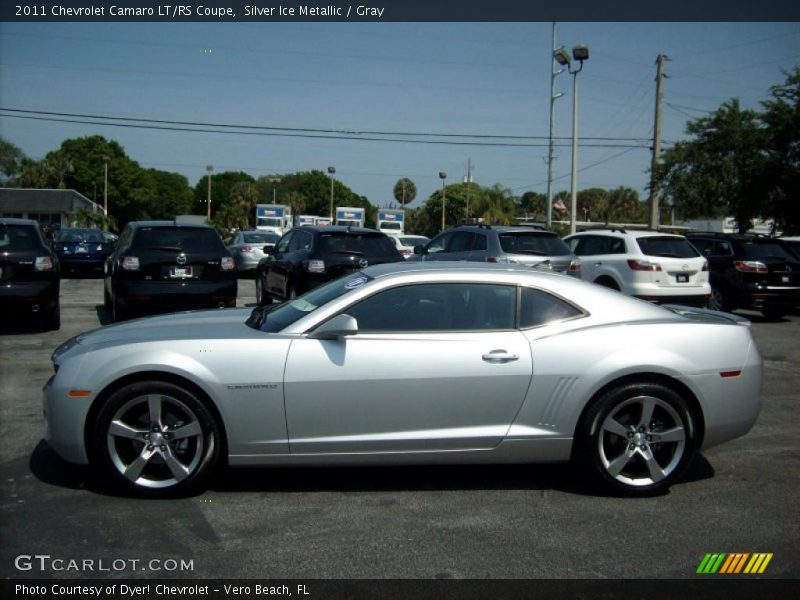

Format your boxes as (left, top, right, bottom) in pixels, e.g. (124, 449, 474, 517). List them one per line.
(317, 233, 400, 257)
(636, 236, 699, 258)
(499, 232, 571, 256)
(743, 241, 796, 261)
(243, 232, 280, 244)
(131, 227, 227, 253)
(55, 228, 105, 243)
(0, 224, 44, 251)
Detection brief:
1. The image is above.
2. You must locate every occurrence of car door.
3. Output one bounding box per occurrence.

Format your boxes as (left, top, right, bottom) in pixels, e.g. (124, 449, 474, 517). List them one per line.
(283, 282, 533, 453)
(265, 231, 294, 296)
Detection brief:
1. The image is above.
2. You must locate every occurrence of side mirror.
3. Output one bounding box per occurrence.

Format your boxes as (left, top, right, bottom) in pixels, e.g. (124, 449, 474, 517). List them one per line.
(263, 245, 275, 255)
(413, 245, 425, 255)
(308, 314, 358, 340)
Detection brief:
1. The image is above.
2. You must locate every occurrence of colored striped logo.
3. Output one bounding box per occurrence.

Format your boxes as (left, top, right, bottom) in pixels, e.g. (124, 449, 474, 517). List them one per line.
(696, 553, 773, 574)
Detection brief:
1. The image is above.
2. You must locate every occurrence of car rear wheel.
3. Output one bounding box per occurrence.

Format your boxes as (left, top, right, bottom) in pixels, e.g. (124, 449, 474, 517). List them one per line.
(576, 382, 697, 496)
(41, 303, 60, 331)
(112, 293, 127, 322)
(255, 276, 265, 306)
(93, 381, 220, 497)
(707, 286, 728, 312)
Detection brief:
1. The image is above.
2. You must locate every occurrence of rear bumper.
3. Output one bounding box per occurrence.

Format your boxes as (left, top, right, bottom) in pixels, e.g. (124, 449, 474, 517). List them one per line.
(733, 289, 800, 310)
(116, 279, 237, 309)
(0, 280, 59, 313)
(634, 293, 710, 308)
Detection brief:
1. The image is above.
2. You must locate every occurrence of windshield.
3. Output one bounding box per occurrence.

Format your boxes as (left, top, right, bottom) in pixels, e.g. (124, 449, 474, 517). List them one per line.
(257, 218, 283, 228)
(380, 222, 402, 230)
(0, 224, 43, 251)
(246, 273, 373, 332)
(637, 236, 700, 258)
(317, 233, 398, 256)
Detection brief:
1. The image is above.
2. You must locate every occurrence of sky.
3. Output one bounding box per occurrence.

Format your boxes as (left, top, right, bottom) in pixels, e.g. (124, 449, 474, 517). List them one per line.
(1, 19, 798, 212)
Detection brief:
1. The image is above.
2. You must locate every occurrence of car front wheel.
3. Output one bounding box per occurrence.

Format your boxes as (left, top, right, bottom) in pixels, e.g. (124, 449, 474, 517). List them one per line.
(93, 381, 220, 497)
(576, 382, 697, 496)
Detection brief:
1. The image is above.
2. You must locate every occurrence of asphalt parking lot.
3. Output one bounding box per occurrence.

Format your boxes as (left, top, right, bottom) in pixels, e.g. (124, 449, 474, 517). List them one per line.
(1, 278, 798, 580)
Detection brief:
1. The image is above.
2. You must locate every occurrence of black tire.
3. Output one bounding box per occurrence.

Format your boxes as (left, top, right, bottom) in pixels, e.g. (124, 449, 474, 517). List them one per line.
(41, 303, 61, 331)
(761, 307, 786, 321)
(255, 276, 265, 306)
(112, 293, 127, 322)
(594, 276, 621, 291)
(92, 380, 220, 497)
(707, 286, 729, 312)
(575, 382, 697, 496)
(103, 285, 112, 310)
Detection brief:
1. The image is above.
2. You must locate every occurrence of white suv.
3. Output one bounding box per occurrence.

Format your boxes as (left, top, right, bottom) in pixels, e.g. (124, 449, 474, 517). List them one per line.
(563, 228, 710, 306)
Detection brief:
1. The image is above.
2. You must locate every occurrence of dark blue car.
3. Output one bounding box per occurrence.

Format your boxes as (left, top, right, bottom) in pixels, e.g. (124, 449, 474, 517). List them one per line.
(53, 227, 115, 277)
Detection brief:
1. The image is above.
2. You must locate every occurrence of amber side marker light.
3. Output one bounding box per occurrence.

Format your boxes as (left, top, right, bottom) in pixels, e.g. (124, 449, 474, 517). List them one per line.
(68, 390, 92, 397)
(720, 371, 742, 378)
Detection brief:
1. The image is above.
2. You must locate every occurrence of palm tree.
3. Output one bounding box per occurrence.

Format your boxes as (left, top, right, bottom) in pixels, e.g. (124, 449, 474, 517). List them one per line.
(393, 178, 417, 205)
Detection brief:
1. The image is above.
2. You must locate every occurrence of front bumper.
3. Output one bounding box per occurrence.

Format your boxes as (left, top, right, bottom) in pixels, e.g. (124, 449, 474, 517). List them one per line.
(42, 373, 92, 465)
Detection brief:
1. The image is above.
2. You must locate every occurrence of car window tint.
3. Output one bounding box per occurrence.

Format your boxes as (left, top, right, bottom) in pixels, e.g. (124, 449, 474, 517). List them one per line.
(473, 234, 488, 251)
(275, 231, 293, 253)
(446, 232, 476, 252)
(243, 233, 279, 244)
(637, 236, 699, 258)
(426, 232, 451, 254)
(571, 236, 603, 256)
(607, 238, 626, 254)
(288, 230, 312, 251)
(346, 283, 516, 332)
(131, 227, 226, 253)
(317, 233, 398, 255)
(520, 287, 583, 328)
(743, 241, 795, 261)
(499, 232, 570, 255)
(0, 224, 41, 251)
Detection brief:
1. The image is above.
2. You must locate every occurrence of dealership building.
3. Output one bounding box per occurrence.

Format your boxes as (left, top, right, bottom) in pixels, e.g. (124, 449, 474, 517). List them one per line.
(0, 188, 103, 226)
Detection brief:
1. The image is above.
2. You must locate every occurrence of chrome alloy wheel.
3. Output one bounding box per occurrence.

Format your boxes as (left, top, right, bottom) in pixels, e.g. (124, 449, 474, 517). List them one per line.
(106, 394, 205, 489)
(707, 287, 725, 311)
(598, 395, 686, 487)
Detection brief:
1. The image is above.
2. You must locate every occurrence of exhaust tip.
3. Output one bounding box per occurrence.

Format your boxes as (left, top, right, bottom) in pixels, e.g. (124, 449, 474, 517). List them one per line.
(217, 301, 226, 309)
(31, 304, 40, 313)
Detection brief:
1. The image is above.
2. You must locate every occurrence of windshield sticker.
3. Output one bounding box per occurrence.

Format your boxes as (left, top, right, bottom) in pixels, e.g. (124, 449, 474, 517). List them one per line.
(345, 276, 369, 290)
(291, 299, 317, 313)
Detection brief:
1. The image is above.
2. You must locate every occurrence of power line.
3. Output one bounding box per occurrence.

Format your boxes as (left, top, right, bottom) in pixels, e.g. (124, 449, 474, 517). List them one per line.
(0, 107, 653, 144)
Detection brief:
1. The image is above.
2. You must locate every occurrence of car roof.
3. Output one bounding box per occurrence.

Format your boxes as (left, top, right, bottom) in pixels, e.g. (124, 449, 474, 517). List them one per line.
(296, 225, 383, 234)
(360, 260, 570, 280)
(568, 228, 684, 239)
(0, 217, 40, 226)
(455, 224, 556, 234)
(128, 219, 215, 229)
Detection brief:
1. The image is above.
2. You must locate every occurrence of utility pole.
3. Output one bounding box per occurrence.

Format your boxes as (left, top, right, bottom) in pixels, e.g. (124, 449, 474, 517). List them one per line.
(206, 165, 213, 221)
(649, 53, 668, 230)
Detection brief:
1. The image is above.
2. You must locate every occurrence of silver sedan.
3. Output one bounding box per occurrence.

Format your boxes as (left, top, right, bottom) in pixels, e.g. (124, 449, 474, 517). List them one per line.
(227, 230, 281, 271)
(43, 263, 762, 497)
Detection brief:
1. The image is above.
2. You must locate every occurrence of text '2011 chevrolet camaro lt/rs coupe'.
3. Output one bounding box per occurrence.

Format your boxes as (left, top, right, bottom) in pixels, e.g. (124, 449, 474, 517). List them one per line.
(44, 262, 762, 497)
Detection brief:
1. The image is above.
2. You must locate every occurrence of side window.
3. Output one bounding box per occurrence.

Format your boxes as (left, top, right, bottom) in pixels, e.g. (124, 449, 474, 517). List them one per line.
(447, 231, 476, 252)
(519, 287, 583, 328)
(473, 234, 488, 251)
(345, 283, 516, 332)
(607, 237, 626, 254)
(274, 231, 294, 254)
(289, 230, 312, 251)
(426, 232, 452, 254)
(117, 227, 133, 252)
(714, 240, 733, 256)
(572, 236, 603, 256)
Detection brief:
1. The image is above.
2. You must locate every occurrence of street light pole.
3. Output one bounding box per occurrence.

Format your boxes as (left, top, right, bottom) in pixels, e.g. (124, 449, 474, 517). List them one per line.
(327, 166, 336, 220)
(269, 178, 281, 203)
(102, 156, 109, 227)
(206, 165, 213, 221)
(554, 44, 589, 235)
(439, 171, 447, 231)
(546, 22, 564, 230)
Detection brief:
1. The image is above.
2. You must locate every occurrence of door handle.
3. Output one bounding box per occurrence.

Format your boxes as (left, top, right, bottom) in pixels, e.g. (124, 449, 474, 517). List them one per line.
(594, 262, 603, 267)
(482, 350, 519, 363)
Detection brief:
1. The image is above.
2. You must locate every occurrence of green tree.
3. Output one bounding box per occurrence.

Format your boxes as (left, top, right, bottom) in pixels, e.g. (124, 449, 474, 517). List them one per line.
(0, 138, 26, 185)
(518, 191, 547, 220)
(228, 181, 260, 227)
(194, 171, 257, 219)
(658, 99, 767, 233)
(73, 207, 119, 232)
(393, 178, 417, 205)
(761, 67, 800, 234)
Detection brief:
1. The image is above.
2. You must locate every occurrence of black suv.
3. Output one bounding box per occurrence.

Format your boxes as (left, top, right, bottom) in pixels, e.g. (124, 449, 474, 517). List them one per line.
(255, 226, 403, 304)
(685, 232, 800, 319)
(0, 218, 60, 330)
(411, 224, 581, 276)
(104, 219, 237, 321)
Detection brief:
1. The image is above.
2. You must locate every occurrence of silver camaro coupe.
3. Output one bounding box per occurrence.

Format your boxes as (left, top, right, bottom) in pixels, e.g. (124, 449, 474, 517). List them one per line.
(43, 263, 762, 497)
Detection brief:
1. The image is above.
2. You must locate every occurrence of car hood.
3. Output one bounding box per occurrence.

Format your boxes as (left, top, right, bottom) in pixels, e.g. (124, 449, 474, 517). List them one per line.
(53, 308, 265, 362)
